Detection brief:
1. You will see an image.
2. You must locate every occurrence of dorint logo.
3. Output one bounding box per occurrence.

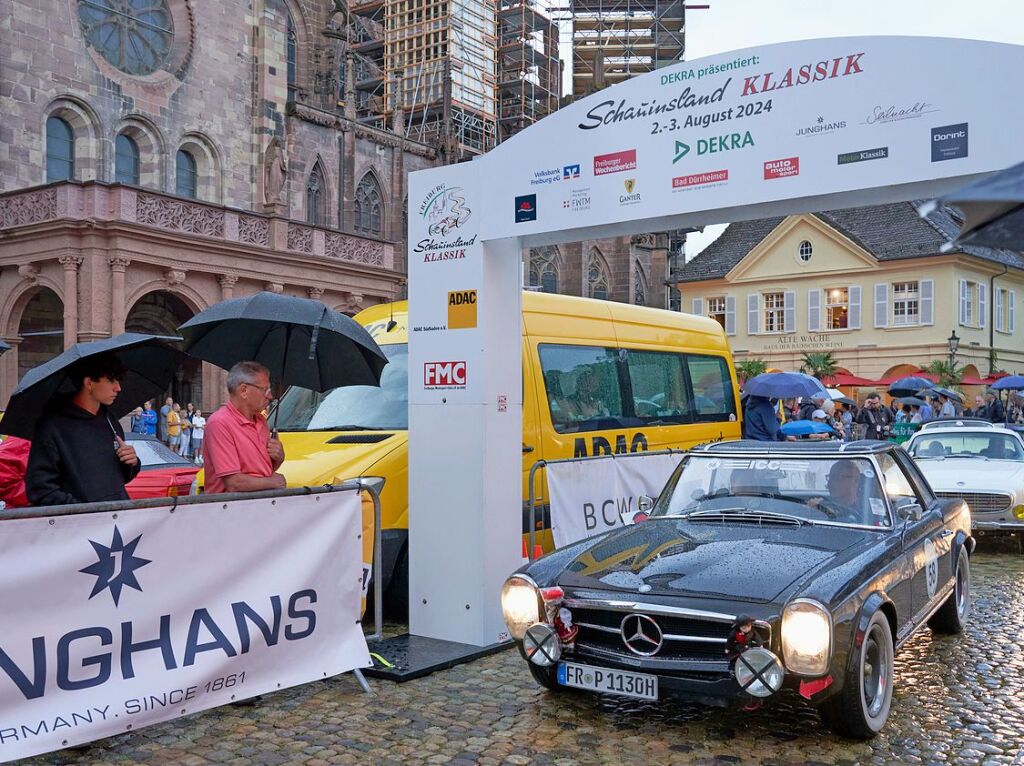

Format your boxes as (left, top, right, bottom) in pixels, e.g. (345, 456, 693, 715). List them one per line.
(514, 194, 537, 223)
(81, 525, 151, 606)
(447, 290, 477, 330)
(424, 361, 467, 389)
(931, 123, 968, 162)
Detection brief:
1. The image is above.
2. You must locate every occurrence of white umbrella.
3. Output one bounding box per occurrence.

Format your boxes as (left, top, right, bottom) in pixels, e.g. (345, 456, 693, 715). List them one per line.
(826, 388, 845, 401)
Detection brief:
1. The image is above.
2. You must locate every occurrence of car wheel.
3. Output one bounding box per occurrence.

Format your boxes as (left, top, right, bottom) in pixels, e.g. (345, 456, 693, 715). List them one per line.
(928, 547, 971, 634)
(818, 610, 894, 739)
(526, 657, 563, 692)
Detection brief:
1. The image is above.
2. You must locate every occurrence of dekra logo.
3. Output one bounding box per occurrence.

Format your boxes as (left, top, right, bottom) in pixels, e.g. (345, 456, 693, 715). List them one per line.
(673, 131, 754, 163)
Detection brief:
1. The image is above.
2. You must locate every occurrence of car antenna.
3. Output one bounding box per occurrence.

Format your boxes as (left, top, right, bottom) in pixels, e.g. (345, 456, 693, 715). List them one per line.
(386, 282, 402, 331)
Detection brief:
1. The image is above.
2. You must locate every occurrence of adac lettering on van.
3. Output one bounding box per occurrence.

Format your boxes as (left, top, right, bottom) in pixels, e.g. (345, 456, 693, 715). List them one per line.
(573, 432, 648, 458)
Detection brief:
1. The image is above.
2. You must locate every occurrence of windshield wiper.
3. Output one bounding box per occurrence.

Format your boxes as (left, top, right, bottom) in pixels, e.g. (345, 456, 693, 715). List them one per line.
(944, 454, 988, 460)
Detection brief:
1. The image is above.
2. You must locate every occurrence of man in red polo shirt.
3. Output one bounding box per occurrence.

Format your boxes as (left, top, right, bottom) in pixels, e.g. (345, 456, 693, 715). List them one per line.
(204, 361, 286, 493)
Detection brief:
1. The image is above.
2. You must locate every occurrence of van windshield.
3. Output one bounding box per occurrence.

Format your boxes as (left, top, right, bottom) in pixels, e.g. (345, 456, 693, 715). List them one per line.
(273, 344, 408, 431)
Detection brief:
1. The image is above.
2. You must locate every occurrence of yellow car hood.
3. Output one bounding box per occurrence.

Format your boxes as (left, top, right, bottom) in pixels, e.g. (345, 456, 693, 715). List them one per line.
(276, 430, 408, 486)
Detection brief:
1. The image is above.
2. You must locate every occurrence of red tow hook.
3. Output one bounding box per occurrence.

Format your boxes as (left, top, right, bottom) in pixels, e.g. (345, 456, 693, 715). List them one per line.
(798, 675, 834, 700)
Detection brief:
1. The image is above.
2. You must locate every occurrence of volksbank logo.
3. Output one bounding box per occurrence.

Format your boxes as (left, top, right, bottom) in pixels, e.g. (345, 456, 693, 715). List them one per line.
(81, 526, 150, 606)
(673, 131, 754, 163)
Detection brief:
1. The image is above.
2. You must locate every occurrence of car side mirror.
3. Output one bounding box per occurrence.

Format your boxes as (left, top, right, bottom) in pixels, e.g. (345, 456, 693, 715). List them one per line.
(897, 501, 924, 522)
(621, 495, 654, 526)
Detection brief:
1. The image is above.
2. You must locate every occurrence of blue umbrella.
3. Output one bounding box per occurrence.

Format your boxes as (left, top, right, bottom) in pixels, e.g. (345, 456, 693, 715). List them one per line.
(743, 372, 828, 400)
(888, 376, 935, 398)
(780, 420, 835, 437)
(992, 375, 1024, 390)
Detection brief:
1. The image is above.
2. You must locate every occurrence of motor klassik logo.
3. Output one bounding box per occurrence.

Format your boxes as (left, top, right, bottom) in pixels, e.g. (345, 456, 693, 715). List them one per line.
(416, 183, 476, 264)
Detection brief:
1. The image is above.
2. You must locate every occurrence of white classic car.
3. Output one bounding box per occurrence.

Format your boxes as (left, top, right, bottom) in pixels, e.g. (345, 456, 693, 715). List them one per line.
(906, 424, 1024, 531)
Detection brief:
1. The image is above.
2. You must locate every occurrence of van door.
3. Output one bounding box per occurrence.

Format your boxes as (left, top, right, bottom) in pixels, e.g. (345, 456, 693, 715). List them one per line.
(522, 338, 546, 543)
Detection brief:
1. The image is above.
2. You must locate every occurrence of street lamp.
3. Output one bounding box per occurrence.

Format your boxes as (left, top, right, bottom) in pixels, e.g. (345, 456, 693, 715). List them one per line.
(948, 330, 960, 368)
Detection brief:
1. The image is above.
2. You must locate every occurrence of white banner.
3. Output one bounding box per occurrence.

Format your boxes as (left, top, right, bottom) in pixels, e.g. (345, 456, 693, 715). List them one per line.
(547, 453, 681, 548)
(0, 490, 370, 763)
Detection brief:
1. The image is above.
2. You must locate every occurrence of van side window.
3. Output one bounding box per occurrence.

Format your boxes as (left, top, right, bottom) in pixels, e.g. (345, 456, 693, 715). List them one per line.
(686, 355, 737, 422)
(538, 345, 626, 434)
(625, 350, 691, 424)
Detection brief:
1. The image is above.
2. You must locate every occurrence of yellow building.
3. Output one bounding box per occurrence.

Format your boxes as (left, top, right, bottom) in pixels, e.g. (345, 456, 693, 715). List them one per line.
(676, 203, 1024, 383)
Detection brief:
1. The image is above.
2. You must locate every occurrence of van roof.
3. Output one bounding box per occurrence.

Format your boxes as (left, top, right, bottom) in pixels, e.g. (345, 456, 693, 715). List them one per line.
(354, 292, 729, 347)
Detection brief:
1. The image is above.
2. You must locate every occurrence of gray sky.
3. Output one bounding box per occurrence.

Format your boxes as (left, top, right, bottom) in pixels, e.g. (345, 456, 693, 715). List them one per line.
(669, 0, 1024, 255)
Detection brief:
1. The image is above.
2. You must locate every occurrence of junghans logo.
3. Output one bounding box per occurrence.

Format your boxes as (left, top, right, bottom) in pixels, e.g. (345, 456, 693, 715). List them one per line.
(795, 115, 846, 137)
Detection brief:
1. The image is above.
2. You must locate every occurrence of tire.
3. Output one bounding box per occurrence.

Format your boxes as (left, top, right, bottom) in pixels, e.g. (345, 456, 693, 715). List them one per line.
(527, 657, 562, 692)
(928, 547, 971, 634)
(384, 545, 409, 621)
(818, 610, 894, 739)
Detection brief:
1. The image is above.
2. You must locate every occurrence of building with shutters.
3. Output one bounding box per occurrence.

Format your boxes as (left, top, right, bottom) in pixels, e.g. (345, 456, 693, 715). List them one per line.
(675, 202, 1024, 381)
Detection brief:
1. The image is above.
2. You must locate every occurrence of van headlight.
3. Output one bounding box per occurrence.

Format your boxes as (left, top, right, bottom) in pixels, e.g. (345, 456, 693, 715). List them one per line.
(501, 575, 543, 641)
(782, 599, 832, 676)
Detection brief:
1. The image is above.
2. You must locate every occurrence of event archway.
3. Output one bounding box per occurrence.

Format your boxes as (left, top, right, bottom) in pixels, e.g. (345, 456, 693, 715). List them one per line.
(126, 291, 203, 406)
(406, 37, 1024, 646)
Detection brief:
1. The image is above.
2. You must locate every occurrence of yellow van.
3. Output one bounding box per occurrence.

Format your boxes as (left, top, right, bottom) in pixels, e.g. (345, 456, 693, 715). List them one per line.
(272, 292, 741, 615)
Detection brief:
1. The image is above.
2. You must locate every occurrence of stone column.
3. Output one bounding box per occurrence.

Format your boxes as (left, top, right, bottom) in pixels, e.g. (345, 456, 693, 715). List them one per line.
(219, 274, 238, 301)
(108, 256, 131, 334)
(59, 255, 83, 349)
(214, 274, 240, 409)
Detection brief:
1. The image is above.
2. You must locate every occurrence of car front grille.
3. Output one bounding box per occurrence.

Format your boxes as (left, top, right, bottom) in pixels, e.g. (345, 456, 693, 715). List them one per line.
(566, 604, 737, 667)
(936, 491, 1013, 514)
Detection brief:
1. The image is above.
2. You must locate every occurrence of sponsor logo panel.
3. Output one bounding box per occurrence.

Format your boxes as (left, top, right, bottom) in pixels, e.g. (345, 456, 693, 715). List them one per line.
(672, 131, 754, 164)
(619, 178, 642, 206)
(447, 289, 477, 330)
(424, 361, 468, 390)
(416, 183, 476, 264)
(764, 157, 800, 179)
(795, 115, 846, 138)
(672, 169, 729, 190)
(563, 164, 581, 179)
(563, 186, 592, 212)
(931, 123, 968, 162)
(530, 168, 561, 186)
(593, 149, 637, 176)
(837, 147, 889, 165)
(862, 101, 939, 126)
(514, 193, 537, 223)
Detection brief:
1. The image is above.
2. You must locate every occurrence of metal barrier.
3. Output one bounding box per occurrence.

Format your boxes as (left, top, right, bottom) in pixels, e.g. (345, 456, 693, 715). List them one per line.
(526, 449, 686, 559)
(1, 478, 385, 692)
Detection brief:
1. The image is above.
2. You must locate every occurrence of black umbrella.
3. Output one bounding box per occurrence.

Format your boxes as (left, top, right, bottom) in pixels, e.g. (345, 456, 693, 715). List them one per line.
(919, 385, 963, 403)
(887, 376, 935, 398)
(2, 333, 187, 440)
(897, 396, 927, 407)
(178, 292, 387, 393)
(921, 159, 1024, 249)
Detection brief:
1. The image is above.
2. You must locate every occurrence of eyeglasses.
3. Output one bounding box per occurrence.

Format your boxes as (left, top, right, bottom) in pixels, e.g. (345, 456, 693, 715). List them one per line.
(242, 381, 273, 397)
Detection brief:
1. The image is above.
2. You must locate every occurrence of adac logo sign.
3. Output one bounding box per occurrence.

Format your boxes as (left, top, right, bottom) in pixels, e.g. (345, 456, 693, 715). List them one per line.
(515, 194, 537, 223)
(672, 131, 753, 163)
(415, 183, 477, 264)
(447, 289, 477, 330)
(931, 123, 968, 162)
(424, 361, 467, 390)
(619, 178, 642, 206)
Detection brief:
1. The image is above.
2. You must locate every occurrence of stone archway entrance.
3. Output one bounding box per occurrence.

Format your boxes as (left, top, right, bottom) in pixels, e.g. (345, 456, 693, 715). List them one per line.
(17, 288, 63, 383)
(126, 291, 203, 407)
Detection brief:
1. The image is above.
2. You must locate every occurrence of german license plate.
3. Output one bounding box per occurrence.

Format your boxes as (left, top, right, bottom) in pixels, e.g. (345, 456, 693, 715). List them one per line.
(557, 661, 658, 700)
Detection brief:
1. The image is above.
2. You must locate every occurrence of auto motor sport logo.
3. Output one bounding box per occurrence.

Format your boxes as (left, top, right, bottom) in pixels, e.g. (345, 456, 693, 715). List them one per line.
(593, 149, 637, 176)
(0, 526, 319, 716)
(424, 361, 467, 390)
(672, 170, 728, 191)
(416, 183, 476, 264)
(764, 157, 800, 179)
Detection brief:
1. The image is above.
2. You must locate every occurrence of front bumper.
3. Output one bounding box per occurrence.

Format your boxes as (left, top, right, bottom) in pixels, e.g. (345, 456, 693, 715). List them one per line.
(974, 520, 1024, 531)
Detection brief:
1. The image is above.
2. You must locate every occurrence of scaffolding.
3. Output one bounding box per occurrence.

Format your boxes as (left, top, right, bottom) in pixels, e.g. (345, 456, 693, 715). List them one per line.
(496, 0, 561, 142)
(349, 0, 388, 127)
(554, 0, 686, 98)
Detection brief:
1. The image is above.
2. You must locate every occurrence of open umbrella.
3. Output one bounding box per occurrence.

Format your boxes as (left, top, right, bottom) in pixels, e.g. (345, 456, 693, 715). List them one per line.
(992, 375, 1024, 390)
(780, 420, 835, 437)
(743, 372, 828, 400)
(833, 396, 857, 407)
(0, 339, 10, 355)
(897, 397, 927, 407)
(919, 159, 1024, 250)
(178, 291, 388, 394)
(920, 386, 963, 403)
(2, 333, 187, 440)
(887, 376, 935, 398)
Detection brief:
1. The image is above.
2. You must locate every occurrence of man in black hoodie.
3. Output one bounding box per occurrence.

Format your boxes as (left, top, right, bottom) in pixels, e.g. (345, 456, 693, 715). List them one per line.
(25, 352, 141, 506)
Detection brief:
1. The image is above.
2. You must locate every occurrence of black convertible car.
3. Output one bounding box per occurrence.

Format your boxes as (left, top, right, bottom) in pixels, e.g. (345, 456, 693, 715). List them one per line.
(501, 441, 973, 738)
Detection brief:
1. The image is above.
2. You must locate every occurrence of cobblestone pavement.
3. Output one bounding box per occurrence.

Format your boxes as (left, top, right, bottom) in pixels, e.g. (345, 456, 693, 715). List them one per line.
(26, 544, 1024, 766)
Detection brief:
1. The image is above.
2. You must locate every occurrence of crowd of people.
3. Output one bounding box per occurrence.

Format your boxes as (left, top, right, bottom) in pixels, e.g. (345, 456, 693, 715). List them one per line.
(128, 396, 207, 463)
(744, 386, 1024, 443)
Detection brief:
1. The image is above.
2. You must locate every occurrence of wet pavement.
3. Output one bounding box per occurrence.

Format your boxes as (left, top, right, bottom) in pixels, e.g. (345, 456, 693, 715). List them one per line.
(24, 543, 1024, 766)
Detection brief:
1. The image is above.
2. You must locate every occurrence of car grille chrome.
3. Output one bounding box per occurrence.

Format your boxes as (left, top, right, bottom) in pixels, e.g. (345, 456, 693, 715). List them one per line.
(936, 491, 1012, 514)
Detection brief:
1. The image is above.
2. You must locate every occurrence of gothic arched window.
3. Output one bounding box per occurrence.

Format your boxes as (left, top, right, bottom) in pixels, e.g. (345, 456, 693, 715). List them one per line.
(634, 262, 648, 306)
(175, 149, 197, 198)
(45, 116, 75, 182)
(306, 163, 327, 226)
(587, 249, 610, 301)
(354, 174, 383, 237)
(287, 14, 298, 101)
(529, 246, 560, 294)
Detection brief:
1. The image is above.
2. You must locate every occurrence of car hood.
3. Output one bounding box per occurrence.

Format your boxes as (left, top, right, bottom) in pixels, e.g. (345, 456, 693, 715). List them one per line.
(915, 457, 1024, 493)
(276, 430, 407, 486)
(528, 518, 867, 604)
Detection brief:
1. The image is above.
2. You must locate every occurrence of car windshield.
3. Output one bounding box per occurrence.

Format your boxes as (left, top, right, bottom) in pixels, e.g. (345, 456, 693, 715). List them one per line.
(908, 432, 1024, 461)
(127, 437, 190, 469)
(651, 455, 891, 527)
(273, 344, 407, 431)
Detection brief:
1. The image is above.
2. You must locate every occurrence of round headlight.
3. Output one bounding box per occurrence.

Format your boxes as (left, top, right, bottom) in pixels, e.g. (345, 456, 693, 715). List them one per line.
(1012, 504, 1024, 520)
(501, 575, 542, 641)
(782, 599, 832, 676)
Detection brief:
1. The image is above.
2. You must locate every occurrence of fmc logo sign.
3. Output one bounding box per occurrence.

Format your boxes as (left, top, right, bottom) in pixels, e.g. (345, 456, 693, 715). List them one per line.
(424, 361, 467, 389)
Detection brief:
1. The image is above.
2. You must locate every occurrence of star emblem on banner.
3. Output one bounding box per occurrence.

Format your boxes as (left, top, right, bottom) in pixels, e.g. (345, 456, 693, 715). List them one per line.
(79, 526, 151, 606)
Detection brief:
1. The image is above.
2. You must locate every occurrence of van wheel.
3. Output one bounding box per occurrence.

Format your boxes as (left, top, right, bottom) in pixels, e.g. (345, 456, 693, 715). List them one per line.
(818, 610, 893, 739)
(928, 547, 970, 634)
(384, 545, 409, 621)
